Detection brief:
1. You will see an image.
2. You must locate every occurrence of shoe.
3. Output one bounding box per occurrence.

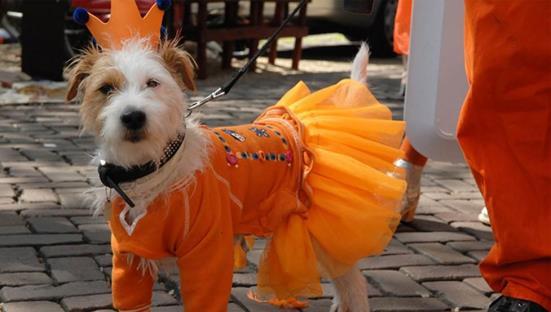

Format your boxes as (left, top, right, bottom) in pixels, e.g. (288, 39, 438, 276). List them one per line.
(394, 158, 424, 223)
(488, 296, 548, 312)
(478, 207, 491, 225)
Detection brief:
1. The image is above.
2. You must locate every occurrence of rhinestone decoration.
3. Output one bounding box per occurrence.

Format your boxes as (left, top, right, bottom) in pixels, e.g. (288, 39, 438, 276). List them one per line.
(249, 127, 270, 137)
(223, 129, 246, 142)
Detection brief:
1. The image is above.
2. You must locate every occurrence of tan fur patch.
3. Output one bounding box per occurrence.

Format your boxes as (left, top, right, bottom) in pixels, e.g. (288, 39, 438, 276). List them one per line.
(158, 40, 197, 91)
(69, 49, 127, 135)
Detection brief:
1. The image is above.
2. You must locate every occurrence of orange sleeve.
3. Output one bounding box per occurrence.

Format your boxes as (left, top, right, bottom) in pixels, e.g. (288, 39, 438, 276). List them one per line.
(111, 236, 155, 311)
(175, 173, 235, 311)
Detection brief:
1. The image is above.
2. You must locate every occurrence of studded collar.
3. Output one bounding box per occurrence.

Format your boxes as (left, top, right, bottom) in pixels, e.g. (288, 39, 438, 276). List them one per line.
(98, 133, 185, 207)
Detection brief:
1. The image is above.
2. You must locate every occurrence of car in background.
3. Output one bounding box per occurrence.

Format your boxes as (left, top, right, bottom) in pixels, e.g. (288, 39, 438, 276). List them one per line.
(308, 0, 398, 57)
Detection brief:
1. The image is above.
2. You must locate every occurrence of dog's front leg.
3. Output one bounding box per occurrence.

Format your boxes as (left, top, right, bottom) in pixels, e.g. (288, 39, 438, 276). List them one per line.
(176, 224, 234, 311)
(112, 249, 155, 312)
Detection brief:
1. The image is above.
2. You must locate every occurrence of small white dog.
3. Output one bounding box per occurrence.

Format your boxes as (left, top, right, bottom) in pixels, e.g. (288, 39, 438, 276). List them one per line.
(66, 39, 381, 312)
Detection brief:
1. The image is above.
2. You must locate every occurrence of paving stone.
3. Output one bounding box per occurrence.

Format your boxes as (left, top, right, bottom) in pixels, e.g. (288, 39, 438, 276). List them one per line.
(95, 254, 113, 267)
(395, 231, 476, 243)
(28, 217, 78, 233)
(0, 247, 44, 272)
(0, 177, 49, 184)
(413, 197, 454, 215)
(1, 202, 60, 212)
(49, 257, 104, 282)
(40, 244, 111, 257)
(38, 167, 85, 182)
(20, 208, 91, 217)
(0, 272, 52, 286)
(423, 281, 491, 310)
(0, 212, 25, 226)
(400, 264, 480, 282)
(363, 270, 430, 297)
(0, 225, 31, 234)
(0, 280, 110, 301)
(19, 188, 58, 203)
(440, 199, 484, 214)
(233, 272, 256, 287)
(435, 179, 476, 192)
(381, 239, 412, 256)
(0, 186, 15, 197)
(435, 211, 480, 223)
(467, 250, 489, 262)
(451, 222, 495, 241)
(446, 240, 493, 252)
(359, 254, 435, 270)
(395, 223, 416, 232)
(79, 223, 110, 243)
(1, 301, 64, 312)
(304, 299, 332, 311)
(320, 280, 382, 298)
(58, 193, 89, 209)
(408, 243, 476, 264)
(151, 291, 179, 306)
(0, 197, 15, 204)
(70, 216, 106, 225)
(464, 277, 493, 294)
(0, 233, 82, 246)
(61, 293, 112, 311)
(408, 215, 460, 232)
(369, 297, 449, 311)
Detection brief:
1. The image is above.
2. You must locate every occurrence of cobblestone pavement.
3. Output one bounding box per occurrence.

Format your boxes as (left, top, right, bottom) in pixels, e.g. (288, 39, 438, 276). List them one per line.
(0, 45, 494, 312)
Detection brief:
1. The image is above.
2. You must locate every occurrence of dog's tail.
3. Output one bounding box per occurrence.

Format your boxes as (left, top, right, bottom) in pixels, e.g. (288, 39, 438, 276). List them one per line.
(350, 42, 370, 84)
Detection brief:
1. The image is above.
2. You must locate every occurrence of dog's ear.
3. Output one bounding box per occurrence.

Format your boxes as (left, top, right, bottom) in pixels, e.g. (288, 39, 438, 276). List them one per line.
(160, 41, 197, 91)
(66, 47, 100, 101)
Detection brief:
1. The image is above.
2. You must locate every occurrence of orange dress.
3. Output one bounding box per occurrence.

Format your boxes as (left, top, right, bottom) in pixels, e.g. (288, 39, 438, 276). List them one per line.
(108, 79, 406, 311)
(458, 1, 551, 309)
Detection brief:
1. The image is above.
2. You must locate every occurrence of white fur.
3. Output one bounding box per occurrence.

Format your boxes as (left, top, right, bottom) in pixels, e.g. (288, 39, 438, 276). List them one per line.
(351, 43, 370, 85)
(98, 40, 187, 168)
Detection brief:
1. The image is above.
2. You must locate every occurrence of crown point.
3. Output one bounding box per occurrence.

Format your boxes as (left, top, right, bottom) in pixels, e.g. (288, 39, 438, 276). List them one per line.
(73, 8, 90, 25)
(156, 0, 172, 11)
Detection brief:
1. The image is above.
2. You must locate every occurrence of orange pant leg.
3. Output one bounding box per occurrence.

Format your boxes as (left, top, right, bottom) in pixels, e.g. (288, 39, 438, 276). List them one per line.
(401, 137, 428, 166)
(111, 237, 155, 311)
(393, 0, 413, 55)
(458, 1, 551, 309)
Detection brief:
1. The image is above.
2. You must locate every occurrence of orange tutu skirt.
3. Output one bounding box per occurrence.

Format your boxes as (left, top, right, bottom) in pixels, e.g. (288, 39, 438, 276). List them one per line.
(253, 79, 406, 300)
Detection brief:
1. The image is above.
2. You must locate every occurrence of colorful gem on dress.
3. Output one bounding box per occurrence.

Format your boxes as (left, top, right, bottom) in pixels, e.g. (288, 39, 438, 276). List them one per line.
(222, 129, 246, 142)
(249, 127, 270, 138)
(285, 150, 293, 166)
(226, 153, 239, 167)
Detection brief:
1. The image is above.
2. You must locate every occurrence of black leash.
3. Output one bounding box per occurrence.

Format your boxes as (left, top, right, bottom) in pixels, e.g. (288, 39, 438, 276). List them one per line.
(186, 0, 308, 116)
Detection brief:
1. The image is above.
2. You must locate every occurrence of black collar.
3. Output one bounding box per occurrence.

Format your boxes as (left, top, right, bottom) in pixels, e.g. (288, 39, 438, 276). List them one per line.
(98, 133, 185, 207)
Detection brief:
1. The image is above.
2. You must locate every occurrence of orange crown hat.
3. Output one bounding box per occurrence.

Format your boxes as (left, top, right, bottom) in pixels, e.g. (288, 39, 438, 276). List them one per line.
(73, 0, 171, 50)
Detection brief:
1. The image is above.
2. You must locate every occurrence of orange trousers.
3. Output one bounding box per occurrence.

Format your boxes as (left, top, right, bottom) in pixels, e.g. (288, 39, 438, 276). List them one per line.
(458, 1, 551, 309)
(393, 0, 412, 55)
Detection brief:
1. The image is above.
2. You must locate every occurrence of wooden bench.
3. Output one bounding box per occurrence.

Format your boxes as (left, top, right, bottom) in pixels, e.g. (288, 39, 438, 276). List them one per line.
(172, 0, 308, 79)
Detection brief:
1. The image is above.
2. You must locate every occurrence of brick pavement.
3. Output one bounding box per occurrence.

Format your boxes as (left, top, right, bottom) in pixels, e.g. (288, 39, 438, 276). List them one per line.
(0, 47, 493, 311)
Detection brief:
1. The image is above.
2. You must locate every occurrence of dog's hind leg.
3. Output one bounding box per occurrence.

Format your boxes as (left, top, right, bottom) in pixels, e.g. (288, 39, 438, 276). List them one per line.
(330, 265, 370, 312)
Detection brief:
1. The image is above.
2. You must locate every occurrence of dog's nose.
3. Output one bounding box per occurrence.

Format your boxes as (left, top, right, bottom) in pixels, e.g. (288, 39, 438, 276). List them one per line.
(120, 110, 146, 130)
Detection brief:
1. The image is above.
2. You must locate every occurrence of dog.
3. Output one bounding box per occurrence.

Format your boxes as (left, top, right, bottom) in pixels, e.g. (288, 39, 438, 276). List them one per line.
(66, 38, 402, 312)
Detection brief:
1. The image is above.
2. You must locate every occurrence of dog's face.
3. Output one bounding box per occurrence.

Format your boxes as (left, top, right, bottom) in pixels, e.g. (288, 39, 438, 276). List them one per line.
(66, 39, 196, 168)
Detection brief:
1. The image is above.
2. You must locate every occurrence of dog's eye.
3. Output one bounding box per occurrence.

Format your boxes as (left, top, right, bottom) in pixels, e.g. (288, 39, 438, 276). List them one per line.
(146, 79, 160, 88)
(98, 84, 114, 95)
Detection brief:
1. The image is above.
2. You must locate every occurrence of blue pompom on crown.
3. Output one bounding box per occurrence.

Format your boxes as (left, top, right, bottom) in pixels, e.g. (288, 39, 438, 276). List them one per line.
(73, 7, 89, 25)
(156, 0, 172, 11)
